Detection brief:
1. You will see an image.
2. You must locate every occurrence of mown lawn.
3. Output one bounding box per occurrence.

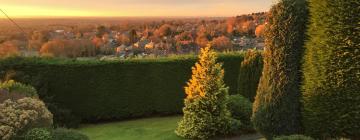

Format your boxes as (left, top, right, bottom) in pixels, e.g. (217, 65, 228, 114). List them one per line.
(77, 116, 183, 140)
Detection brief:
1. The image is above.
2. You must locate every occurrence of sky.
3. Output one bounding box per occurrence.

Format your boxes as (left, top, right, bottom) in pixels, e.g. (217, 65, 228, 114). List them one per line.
(0, 0, 274, 18)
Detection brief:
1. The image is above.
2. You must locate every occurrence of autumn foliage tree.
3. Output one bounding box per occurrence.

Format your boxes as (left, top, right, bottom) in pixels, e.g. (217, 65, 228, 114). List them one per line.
(226, 17, 236, 35)
(116, 34, 131, 46)
(196, 26, 210, 48)
(40, 39, 96, 58)
(28, 31, 49, 51)
(155, 24, 174, 37)
(255, 24, 266, 38)
(92, 37, 104, 49)
(176, 45, 232, 139)
(96, 25, 107, 38)
(196, 36, 209, 49)
(238, 21, 256, 36)
(211, 36, 233, 51)
(0, 41, 19, 58)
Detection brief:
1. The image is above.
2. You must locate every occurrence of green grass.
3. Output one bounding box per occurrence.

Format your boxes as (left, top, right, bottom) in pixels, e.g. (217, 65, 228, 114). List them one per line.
(77, 116, 184, 140)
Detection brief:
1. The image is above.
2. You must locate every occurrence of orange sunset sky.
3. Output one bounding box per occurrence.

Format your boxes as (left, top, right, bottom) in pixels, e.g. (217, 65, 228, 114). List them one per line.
(0, 0, 274, 18)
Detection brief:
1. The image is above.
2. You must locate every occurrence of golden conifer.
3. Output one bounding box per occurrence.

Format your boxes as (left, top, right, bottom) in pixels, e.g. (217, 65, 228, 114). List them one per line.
(176, 45, 232, 139)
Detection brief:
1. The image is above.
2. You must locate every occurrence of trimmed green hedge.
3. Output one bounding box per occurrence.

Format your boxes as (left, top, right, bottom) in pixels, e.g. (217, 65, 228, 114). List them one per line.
(0, 54, 248, 126)
(302, 0, 360, 139)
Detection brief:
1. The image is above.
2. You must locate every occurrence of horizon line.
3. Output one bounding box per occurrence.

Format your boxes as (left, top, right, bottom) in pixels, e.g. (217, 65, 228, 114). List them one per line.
(0, 15, 238, 19)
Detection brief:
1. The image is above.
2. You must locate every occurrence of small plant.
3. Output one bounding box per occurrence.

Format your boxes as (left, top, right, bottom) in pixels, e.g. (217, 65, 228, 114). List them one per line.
(227, 94, 253, 132)
(274, 135, 314, 140)
(175, 45, 232, 139)
(52, 128, 89, 140)
(24, 128, 52, 140)
(0, 80, 38, 98)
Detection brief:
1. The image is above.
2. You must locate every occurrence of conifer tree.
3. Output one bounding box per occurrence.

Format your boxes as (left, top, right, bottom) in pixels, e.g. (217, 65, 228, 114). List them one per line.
(238, 49, 263, 102)
(175, 45, 232, 139)
(252, 0, 308, 139)
(302, 0, 360, 139)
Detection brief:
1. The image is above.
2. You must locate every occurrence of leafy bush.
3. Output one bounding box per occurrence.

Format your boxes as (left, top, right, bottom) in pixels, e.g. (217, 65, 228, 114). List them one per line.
(176, 46, 232, 139)
(302, 0, 360, 139)
(52, 128, 89, 140)
(0, 80, 38, 102)
(274, 135, 314, 140)
(24, 128, 52, 140)
(252, 0, 308, 139)
(0, 54, 244, 126)
(238, 49, 263, 101)
(0, 80, 37, 96)
(227, 95, 253, 132)
(0, 98, 53, 140)
(227, 118, 243, 135)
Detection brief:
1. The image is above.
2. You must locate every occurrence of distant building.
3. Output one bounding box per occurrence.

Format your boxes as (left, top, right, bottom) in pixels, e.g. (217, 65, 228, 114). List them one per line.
(116, 44, 127, 55)
(55, 30, 65, 33)
(145, 41, 155, 50)
(256, 42, 265, 50)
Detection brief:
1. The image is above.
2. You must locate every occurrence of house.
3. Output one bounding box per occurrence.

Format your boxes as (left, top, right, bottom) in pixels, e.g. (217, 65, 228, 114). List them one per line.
(134, 38, 150, 49)
(256, 42, 265, 50)
(116, 44, 133, 58)
(55, 30, 64, 33)
(116, 44, 127, 55)
(108, 39, 118, 48)
(145, 41, 154, 50)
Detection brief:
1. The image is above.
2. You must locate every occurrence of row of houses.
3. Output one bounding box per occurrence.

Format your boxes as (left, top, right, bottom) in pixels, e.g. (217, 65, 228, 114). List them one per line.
(49, 28, 264, 57)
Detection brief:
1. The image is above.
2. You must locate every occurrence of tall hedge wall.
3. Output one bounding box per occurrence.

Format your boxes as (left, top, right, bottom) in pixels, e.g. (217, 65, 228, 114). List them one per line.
(0, 54, 246, 126)
(302, 0, 360, 139)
